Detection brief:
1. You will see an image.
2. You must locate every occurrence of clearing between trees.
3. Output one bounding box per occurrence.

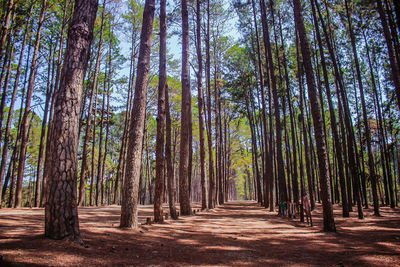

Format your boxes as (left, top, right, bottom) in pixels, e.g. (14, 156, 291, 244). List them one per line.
(1, 201, 399, 266)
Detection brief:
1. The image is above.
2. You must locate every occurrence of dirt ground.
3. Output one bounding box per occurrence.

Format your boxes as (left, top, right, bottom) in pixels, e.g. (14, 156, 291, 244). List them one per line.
(0, 201, 399, 266)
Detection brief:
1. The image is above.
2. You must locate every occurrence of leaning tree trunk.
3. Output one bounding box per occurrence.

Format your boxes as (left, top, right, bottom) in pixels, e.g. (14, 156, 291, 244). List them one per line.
(178, 0, 192, 216)
(154, 0, 167, 223)
(44, 0, 99, 240)
(0, 0, 13, 66)
(293, 0, 336, 232)
(120, 0, 155, 228)
(375, 0, 400, 111)
(0, 2, 29, 198)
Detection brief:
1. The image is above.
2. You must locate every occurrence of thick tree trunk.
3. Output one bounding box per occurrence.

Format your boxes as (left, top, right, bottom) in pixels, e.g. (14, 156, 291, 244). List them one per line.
(45, 0, 98, 240)
(41, 0, 71, 207)
(293, 0, 336, 232)
(120, 0, 155, 228)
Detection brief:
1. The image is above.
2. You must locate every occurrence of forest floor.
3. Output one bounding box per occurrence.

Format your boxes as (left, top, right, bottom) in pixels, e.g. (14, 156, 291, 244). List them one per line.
(0, 201, 399, 266)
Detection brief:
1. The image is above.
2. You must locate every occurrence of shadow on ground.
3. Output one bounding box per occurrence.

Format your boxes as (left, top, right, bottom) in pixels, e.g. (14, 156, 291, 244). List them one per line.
(0, 201, 399, 266)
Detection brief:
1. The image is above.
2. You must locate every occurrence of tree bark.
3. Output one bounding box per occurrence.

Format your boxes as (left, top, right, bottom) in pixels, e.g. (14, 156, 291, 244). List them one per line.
(196, 0, 207, 210)
(166, 86, 178, 219)
(205, 0, 215, 209)
(154, 0, 167, 223)
(45, 0, 98, 240)
(178, 0, 192, 216)
(120, 0, 155, 228)
(293, 0, 336, 232)
(310, 0, 349, 217)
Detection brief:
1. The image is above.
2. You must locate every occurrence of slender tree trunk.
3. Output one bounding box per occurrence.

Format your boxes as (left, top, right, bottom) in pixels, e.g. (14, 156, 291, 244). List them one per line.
(45, 0, 98, 240)
(293, 0, 335, 232)
(278, 9, 300, 207)
(166, 86, 177, 219)
(101, 20, 113, 205)
(0, 0, 13, 66)
(261, 0, 287, 205)
(205, 0, 215, 209)
(78, 0, 106, 206)
(15, 0, 47, 208)
(154, 0, 167, 222)
(196, 0, 207, 210)
(120, 0, 155, 228)
(344, 0, 372, 217)
(375, 0, 400, 111)
(0, 5, 33, 202)
(310, 0, 349, 217)
(178, 0, 192, 216)
(35, 43, 56, 207)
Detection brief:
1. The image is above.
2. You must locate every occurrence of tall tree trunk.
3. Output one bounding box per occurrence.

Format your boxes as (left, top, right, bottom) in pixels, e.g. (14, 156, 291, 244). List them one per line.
(250, 0, 268, 207)
(154, 0, 167, 223)
(166, 86, 177, 219)
(35, 42, 56, 207)
(205, 0, 215, 209)
(344, 0, 373, 217)
(310, 0, 349, 217)
(41, 0, 71, 207)
(15, 0, 47, 208)
(196, 0, 207, 210)
(78, 0, 106, 206)
(316, 0, 362, 215)
(278, 9, 300, 207)
(262, 0, 288, 205)
(293, 0, 336, 232)
(178, 0, 192, 216)
(45, 0, 98, 240)
(101, 20, 113, 205)
(0, 5, 32, 202)
(120, 0, 155, 228)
